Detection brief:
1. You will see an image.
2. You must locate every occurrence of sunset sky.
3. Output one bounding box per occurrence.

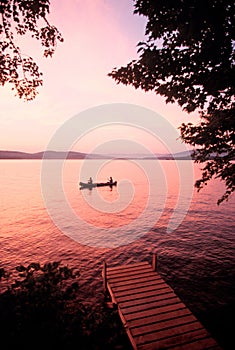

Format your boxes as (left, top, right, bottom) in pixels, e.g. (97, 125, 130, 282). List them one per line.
(0, 0, 199, 154)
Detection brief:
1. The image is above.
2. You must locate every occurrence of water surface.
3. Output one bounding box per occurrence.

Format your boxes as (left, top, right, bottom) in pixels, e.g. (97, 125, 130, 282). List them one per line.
(0, 160, 234, 349)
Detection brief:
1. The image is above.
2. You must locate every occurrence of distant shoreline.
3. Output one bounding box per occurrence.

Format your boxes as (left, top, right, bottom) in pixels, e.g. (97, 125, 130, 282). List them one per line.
(0, 150, 193, 160)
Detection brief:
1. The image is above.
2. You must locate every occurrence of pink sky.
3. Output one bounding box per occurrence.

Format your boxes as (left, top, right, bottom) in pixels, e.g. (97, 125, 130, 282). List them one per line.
(0, 0, 199, 154)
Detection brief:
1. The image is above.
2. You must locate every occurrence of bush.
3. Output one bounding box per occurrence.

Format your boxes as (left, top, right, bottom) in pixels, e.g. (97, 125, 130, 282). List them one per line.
(0, 261, 131, 349)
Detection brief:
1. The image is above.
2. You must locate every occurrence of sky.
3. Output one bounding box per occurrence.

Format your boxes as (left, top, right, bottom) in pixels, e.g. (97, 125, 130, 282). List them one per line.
(0, 0, 199, 154)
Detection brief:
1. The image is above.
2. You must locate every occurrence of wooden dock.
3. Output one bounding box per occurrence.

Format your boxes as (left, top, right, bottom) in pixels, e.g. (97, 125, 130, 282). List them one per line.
(102, 255, 221, 350)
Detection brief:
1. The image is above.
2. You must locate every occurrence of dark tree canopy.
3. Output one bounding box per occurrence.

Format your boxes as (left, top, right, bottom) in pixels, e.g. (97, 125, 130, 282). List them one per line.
(109, 0, 235, 204)
(0, 0, 63, 100)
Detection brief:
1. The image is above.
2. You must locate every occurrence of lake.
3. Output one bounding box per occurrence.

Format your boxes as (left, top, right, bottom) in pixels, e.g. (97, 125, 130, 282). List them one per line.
(0, 159, 234, 349)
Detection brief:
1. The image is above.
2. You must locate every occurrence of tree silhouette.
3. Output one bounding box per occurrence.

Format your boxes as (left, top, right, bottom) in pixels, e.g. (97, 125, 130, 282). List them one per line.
(0, 0, 63, 100)
(109, 0, 234, 204)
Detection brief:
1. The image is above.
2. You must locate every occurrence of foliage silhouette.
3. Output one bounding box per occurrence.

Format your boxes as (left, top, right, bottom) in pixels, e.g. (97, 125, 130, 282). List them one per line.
(0, 0, 63, 100)
(109, 0, 235, 204)
(0, 262, 130, 349)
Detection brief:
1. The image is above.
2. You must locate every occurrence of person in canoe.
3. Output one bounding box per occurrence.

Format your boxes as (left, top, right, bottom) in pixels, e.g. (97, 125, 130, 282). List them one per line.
(88, 177, 93, 184)
(109, 176, 113, 184)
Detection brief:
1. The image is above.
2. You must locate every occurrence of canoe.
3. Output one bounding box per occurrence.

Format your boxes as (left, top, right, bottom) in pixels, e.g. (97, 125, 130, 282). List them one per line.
(79, 181, 117, 189)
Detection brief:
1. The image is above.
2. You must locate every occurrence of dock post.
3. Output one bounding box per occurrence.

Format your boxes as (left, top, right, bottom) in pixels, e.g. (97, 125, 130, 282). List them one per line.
(103, 260, 107, 293)
(152, 252, 157, 271)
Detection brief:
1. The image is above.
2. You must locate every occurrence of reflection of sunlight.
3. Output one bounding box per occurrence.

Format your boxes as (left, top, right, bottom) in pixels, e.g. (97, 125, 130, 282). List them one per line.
(160, 161, 180, 198)
(50, 156, 196, 240)
(63, 159, 151, 228)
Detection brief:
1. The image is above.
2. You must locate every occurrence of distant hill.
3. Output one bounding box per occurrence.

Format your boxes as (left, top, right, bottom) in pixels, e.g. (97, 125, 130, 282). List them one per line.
(0, 150, 118, 159)
(0, 150, 38, 159)
(1, 149, 232, 160)
(0, 149, 194, 159)
(0, 150, 87, 159)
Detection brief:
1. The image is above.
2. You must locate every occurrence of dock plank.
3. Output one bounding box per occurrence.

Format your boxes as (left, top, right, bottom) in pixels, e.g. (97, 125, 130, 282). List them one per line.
(111, 280, 168, 296)
(138, 329, 218, 350)
(109, 273, 163, 287)
(134, 321, 204, 345)
(108, 263, 149, 277)
(118, 290, 176, 308)
(111, 278, 167, 293)
(128, 307, 191, 328)
(107, 262, 149, 274)
(107, 271, 162, 284)
(103, 260, 222, 350)
(131, 316, 200, 338)
(115, 286, 173, 303)
(120, 296, 184, 315)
